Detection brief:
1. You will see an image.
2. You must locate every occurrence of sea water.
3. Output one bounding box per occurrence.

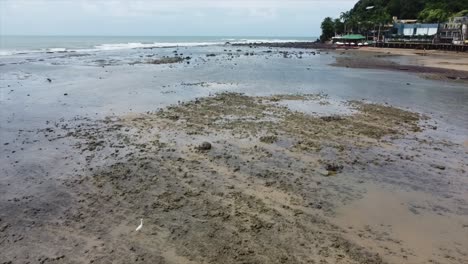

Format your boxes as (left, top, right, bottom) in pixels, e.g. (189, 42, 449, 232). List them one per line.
(0, 35, 315, 56)
(0, 36, 466, 144)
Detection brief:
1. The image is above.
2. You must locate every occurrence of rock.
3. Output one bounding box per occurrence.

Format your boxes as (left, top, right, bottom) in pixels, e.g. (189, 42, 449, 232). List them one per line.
(318, 169, 331, 176)
(325, 163, 343, 172)
(259, 135, 277, 144)
(431, 164, 446, 170)
(147, 57, 184, 64)
(64, 93, 68, 96)
(320, 163, 343, 176)
(320, 116, 343, 122)
(0, 223, 10, 232)
(198, 142, 212, 151)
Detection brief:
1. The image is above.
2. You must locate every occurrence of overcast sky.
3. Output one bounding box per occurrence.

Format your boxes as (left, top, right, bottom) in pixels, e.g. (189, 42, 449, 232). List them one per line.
(0, 0, 357, 37)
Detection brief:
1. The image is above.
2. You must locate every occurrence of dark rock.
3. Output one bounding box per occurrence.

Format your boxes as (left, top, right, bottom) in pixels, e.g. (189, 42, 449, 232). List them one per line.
(198, 142, 212, 151)
(324, 163, 343, 174)
(146, 57, 184, 65)
(431, 164, 446, 170)
(0, 223, 10, 232)
(320, 116, 343, 122)
(259, 135, 277, 144)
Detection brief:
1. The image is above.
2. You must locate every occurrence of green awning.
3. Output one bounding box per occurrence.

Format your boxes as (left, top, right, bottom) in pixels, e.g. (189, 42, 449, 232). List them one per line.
(340, 34, 366, 40)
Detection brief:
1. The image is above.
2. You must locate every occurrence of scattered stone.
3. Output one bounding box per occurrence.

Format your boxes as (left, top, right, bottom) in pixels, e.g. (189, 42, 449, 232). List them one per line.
(431, 164, 446, 170)
(318, 169, 331, 176)
(259, 135, 277, 144)
(322, 163, 343, 176)
(138, 57, 185, 65)
(0, 223, 10, 232)
(198, 142, 212, 151)
(320, 116, 343, 122)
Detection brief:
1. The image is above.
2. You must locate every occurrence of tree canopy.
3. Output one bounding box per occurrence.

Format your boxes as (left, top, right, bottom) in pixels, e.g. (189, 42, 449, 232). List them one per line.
(319, 0, 468, 41)
(349, 0, 468, 20)
(320, 17, 335, 42)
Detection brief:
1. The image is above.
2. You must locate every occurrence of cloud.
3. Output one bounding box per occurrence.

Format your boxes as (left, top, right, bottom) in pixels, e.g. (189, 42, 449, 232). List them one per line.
(2, 0, 355, 17)
(0, 0, 358, 36)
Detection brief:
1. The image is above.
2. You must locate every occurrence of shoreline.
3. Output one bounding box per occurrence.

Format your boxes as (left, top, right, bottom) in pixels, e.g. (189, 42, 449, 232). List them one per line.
(331, 50, 468, 83)
(234, 42, 468, 82)
(343, 47, 468, 72)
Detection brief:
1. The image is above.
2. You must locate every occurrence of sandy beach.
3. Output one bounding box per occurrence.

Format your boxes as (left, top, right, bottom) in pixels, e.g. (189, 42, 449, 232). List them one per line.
(355, 47, 468, 72)
(1, 43, 467, 264)
(330, 47, 468, 83)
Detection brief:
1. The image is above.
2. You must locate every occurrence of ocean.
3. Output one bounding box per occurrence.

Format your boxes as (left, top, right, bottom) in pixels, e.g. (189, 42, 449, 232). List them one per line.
(0, 35, 316, 56)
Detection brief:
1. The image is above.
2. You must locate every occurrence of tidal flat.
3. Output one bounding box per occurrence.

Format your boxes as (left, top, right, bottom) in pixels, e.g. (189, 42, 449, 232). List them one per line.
(1, 45, 467, 264)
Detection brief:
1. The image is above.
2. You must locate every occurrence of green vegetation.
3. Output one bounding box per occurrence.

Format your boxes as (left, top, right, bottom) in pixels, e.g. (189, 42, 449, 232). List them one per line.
(320, 0, 468, 42)
(320, 17, 335, 42)
(418, 8, 449, 23)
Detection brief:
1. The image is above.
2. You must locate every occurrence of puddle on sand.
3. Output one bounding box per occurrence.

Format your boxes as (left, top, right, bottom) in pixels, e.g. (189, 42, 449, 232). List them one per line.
(278, 99, 355, 116)
(332, 183, 468, 264)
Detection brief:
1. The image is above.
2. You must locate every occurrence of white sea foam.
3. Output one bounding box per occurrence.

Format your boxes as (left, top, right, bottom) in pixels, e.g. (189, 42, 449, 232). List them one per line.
(48, 48, 68, 52)
(94, 42, 223, 51)
(225, 38, 309, 43)
(0, 50, 14, 56)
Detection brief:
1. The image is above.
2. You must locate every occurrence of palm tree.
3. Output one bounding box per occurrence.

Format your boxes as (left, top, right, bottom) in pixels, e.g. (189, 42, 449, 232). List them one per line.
(340, 11, 350, 34)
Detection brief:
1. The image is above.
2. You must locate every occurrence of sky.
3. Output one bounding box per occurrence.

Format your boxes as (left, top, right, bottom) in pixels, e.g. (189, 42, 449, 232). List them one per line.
(0, 0, 358, 37)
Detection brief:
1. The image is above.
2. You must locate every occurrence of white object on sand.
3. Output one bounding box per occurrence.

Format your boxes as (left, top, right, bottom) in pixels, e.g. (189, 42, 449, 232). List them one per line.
(135, 218, 143, 231)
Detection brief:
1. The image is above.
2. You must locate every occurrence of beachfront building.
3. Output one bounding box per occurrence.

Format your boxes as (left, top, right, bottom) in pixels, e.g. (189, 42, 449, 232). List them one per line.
(386, 21, 439, 43)
(331, 34, 367, 46)
(437, 16, 468, 45)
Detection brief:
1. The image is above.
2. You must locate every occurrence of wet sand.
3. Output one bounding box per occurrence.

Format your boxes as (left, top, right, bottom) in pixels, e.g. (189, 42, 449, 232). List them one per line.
(353, 47, 468, 72)
(1, 46, 467, 264)
(331, 47, 468, 83)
